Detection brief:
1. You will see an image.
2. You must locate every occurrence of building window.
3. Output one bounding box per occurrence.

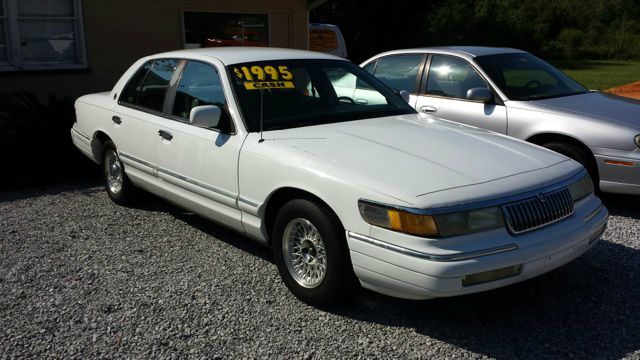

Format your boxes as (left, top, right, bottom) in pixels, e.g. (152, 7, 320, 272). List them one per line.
(1, 0, 86, 71)
(183, 11, 268, 49)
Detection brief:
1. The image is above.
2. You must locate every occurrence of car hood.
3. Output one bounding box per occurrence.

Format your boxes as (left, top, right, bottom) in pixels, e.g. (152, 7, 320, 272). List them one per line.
(522, 91, 640, 128)
(266, 114, 575, 207)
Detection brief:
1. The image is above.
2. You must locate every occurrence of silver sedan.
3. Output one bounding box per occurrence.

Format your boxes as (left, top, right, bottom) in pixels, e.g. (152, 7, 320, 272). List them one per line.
(361, 47, 640, 195)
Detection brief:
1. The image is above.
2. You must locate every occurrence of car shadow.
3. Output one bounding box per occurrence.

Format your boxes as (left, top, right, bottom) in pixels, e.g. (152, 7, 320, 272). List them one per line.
(331, 236, 640, 359)
(132, 190, 274, 262)
(601, 193, 640, 219)
(0, 175, 102, 203)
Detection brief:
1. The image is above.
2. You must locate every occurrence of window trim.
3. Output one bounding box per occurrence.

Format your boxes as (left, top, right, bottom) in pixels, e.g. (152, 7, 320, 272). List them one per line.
(180, 9, 271, 49)
(420, 53, 504, 105)
(0, 0, 87, 72)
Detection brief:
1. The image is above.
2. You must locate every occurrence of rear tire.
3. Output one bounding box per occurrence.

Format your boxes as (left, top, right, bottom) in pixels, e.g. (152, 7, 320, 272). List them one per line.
(102, 140, 135, 205)
(542, 141, 599, 188)
(272, 198, 359, 307)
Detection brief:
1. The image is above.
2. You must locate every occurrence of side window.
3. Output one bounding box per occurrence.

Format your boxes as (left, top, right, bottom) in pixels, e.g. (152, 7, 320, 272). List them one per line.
(173, 61, 226, 117)
(372, 55, 423, 92)
(426, 55, 488, 100)
(137, 59, 178, 112)
(362, 61, 376, 74)
(119, 61, 152, 105)
(173, 61, 234, 132)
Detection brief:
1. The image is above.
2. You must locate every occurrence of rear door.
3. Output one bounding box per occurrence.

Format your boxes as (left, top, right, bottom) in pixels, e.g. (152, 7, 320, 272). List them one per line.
(114, 58, 179, 180)
(363, 54, 426, 108)
(414, 54, 507, 133)
(154, 59, 244, 228)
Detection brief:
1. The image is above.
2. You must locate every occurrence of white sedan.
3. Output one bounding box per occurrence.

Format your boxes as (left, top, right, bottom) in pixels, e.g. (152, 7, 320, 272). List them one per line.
(71, 47, 608, 306)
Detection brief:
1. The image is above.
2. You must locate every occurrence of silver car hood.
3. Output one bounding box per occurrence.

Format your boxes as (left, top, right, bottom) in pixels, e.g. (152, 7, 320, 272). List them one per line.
(524, 92, 640, 128)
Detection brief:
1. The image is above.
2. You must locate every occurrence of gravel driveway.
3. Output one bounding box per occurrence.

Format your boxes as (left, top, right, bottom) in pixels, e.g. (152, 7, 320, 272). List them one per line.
(1, 181, 639, 359)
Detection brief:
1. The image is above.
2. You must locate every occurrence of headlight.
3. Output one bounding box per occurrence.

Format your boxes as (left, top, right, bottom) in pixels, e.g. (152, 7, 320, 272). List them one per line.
(435, 206, 505, 237)
(358, 200, 504, 237)
(568, 173, 594, 202)
(635, 134, 640, 148)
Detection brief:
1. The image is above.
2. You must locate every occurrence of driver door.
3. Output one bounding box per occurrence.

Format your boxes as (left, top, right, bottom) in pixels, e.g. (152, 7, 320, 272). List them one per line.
(415, 54, 507, 134)
(155, 59, 244, 229)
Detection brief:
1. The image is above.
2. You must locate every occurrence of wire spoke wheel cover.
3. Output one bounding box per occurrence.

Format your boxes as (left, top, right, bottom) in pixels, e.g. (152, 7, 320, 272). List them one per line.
(282, 218, 327, 288)
(105, 150, 123, 195)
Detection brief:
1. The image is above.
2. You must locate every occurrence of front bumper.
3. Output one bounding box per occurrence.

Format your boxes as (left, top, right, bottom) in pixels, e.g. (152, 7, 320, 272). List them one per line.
(346, 196, 609, 300)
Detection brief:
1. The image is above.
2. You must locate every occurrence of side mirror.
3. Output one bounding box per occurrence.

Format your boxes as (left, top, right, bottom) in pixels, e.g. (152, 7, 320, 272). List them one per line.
(398, 90, 410, 103)
(466, 87, 493, 103)
(190, 105, 221, 128)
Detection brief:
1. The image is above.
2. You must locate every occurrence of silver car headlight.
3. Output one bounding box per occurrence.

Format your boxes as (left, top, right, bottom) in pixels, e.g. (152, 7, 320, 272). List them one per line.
(568, 173, 594, 202)
(358, 200, 504, 237)
(634, 134, 640, 149)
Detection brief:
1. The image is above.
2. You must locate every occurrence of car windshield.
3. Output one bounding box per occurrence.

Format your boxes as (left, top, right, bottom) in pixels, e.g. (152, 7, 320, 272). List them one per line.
(227, 59, 415, 132)
(474, 53, 589, 101)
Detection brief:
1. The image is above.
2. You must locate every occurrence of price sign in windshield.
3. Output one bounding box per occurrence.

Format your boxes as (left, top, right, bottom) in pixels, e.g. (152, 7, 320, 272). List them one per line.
(233, 65, 295, 90)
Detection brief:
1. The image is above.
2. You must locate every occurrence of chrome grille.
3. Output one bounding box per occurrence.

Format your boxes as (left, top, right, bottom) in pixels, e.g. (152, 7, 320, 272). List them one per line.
(502, 188, 574, 234)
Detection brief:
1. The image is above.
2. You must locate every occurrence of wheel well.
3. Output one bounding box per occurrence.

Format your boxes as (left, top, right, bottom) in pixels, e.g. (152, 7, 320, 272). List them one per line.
(526, 133, 598, 175)
(92, 131, 111, 164)
(263, 187, 337, 245)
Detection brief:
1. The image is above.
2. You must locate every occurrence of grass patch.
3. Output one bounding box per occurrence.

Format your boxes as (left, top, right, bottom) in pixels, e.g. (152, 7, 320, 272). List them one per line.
(552, 59, 640, 91)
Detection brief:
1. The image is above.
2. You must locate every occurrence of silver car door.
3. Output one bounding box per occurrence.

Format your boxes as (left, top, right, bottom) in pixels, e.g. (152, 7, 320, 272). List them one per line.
(415, 54, 507, 134)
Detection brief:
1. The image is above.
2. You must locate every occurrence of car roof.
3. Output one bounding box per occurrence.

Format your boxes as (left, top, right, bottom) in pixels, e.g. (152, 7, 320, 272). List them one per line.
(366, 46, 527, 62)
(151, 46, 344, 65)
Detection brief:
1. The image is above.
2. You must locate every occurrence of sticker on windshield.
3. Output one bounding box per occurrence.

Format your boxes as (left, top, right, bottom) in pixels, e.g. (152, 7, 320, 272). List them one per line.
(233, 65, 294, 90)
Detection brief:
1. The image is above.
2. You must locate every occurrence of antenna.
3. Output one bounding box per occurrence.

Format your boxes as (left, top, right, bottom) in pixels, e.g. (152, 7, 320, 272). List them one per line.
(259, 88, 264, 143)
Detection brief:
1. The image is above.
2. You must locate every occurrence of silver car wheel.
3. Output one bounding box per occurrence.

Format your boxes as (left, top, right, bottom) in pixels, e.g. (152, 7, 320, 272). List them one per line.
(282, 218, 327, 288)
(105, 150, 123, 195)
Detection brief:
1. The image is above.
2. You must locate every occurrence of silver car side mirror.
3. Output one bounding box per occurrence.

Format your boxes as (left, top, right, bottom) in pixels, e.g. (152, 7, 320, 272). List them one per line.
(399, 90, 410, 103)
(466, 87, 493, 103)
(190, 105, 221, 128)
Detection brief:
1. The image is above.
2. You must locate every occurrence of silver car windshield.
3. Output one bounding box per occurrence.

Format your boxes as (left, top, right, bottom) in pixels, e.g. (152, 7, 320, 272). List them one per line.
(227, 59, 415, 132)
(474, 53, 589, 101)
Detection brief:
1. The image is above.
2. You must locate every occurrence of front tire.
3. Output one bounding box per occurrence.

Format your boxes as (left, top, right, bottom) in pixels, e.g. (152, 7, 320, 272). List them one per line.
(102, 140, 135, 205)
(272, 198, 358, 307)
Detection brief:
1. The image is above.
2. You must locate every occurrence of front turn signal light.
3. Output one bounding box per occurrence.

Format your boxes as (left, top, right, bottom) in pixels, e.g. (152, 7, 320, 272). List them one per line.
(358, 200, 439, 237)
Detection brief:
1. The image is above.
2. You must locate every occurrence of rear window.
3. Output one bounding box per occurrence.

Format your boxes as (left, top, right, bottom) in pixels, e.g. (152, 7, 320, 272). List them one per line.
(137, 59, 179, 112)
(119, 61, 152, 105)
(119, 59, 179, 112)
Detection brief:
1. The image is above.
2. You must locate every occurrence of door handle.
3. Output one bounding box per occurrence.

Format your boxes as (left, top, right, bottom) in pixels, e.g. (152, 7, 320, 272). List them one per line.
(419, 105, 437, 114)
(355, 98, 368, 105)
(158, 130, 173, 141)
(112, 115, 122, 124)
